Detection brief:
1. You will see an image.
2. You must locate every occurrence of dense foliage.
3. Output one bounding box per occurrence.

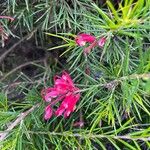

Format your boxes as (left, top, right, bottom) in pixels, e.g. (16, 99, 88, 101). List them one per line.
(0, 0, 150, 149)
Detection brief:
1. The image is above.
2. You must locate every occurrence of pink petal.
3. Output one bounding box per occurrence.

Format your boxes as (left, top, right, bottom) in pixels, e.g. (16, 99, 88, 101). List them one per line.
(44, 95, 52, 102)
(46, 91, 58, 97)
(55, 94, 71, 117)
(65, 94, 80, 112)
(44, 105, 53, 120)
(62, 71, 74, 86)
(55, 106, 65, 117)
(98, 37, 106, 47)
(54, 72, 74, 88)
(75, 33, 96, 46)
(42, 88, 58, 102)
(41, 88, 53, 99)
(58, 94, 80, 118)
(55, 79, 65, 85)
(76, 40, 86, 46)
(64, 110, 71, 118)
(78, 33, 96, 42)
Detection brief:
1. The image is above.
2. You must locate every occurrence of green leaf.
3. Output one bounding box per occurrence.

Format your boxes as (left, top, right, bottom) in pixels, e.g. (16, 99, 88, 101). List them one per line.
(92, 3, 115, 26)
(106, 1, 120, 22)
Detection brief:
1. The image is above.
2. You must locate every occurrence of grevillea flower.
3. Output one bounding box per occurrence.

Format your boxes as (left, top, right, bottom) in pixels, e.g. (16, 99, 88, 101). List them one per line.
(75, 33, 96, 46)
(75, 33, 107, 55)
(98, 37, 106, 47)
(42, 71, 80, 120)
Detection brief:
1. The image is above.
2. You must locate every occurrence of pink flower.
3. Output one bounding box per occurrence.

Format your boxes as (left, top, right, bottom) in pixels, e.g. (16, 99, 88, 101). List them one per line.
(44, 105, 53, 120)
(42, 71, 80, 120)
(98, 37, 106, 47)
(75, 33, 96, 46)
(55, 93, 80, 118)
(75, 33, 107, 55)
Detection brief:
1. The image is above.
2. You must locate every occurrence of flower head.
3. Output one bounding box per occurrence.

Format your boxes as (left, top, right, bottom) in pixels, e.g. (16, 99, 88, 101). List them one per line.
(75, 33, 107, 55)
(75, 33, 96, 46)
(42, 71, 80, 120)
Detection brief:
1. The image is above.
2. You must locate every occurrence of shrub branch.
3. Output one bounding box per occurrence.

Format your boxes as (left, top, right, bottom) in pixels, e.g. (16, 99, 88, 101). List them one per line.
(0, 103, 40, 142)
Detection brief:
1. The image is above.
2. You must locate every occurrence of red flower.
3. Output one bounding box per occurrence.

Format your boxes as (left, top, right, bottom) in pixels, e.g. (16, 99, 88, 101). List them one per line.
(55, 93, 80, 118)
(75, 33, 96, 46)
(75, 33, 107, 55)
(42, 71, 80, 120)
(98, 37, 106, 47)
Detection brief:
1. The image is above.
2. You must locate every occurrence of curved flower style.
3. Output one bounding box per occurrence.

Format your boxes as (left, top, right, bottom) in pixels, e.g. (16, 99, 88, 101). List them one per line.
(0, 16, 14, 22)
(42, 71, 80, 120)
(75, 33, 96, 46)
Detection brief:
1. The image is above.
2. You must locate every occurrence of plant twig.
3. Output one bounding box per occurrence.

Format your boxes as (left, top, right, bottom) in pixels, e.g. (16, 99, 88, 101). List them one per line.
(25, 131, 150, 141)
(1, 79, 44, 89)
(104, 73, 150, 90)
(0, 103, 40, 142)
(0, 59, 44, 82)
(77, 73, 150, 93)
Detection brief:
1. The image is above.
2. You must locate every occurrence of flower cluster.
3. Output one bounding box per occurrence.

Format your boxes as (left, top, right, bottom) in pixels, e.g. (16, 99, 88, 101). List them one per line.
(41, 71, 80, 120)
(0, 16, 14, 47)
(75, 33, 106, 54)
